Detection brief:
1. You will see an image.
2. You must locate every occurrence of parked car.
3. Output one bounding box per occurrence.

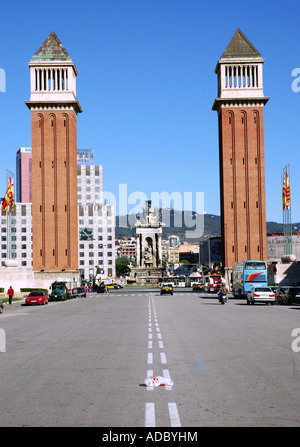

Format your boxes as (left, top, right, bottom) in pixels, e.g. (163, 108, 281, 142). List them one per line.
(160, 284, 173, 295)
(0, 300, 3, 314)
(76, 286, 87, 298)
(277, 287, 300, 305)
(247, 287, 275, 305)
(193, 284, 205, 292)
(25, 291, 48, 305)
(275, 286, 289, 304)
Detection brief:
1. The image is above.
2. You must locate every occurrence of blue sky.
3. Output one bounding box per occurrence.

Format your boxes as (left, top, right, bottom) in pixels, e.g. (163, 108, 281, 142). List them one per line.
(0, 0, 299, 222)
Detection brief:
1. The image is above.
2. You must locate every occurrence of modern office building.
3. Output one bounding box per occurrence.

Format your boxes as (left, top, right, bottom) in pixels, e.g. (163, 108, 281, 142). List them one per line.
(78, 203, 116, 280)
(1, 203, 32, 268)
(77, 162, 103, 206)
(16, 147, 32, 203)
(77, 150, 115, 280)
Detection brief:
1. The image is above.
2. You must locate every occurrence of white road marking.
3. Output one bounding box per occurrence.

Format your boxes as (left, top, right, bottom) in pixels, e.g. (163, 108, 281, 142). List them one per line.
(160, 352, 167, 364)
(168, 403, 181, 427)
(163, 369, 173, 391)
(145, 403, 155, 426)
(145, 293, 181, 427)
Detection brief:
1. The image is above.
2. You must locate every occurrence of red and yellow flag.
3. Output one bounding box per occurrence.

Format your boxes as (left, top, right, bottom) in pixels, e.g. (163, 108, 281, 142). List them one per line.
(282, 171, 286, 211)
(2, 176, 14, 215)
(285, 171, 290, 210)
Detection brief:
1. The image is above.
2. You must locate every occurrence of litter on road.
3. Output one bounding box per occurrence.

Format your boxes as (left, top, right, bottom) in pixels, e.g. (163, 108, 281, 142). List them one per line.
(144, 376, 174, 387)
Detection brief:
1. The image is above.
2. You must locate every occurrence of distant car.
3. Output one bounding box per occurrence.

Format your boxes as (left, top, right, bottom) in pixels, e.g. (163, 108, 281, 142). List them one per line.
(160, 284, 173, 295)
(0, 300, 3, 314)
(76, 286, 87, 298)
(96, 284, 107, 293)
(247, 287, 275, 305)
(25, 291, 48, 305)
(193, 284, 205, 292)
(107, 283, 123, 289)
(277, 287, 300, 305)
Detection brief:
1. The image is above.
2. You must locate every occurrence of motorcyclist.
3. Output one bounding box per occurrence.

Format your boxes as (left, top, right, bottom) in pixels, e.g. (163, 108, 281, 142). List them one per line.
(218, 283, 228, 303)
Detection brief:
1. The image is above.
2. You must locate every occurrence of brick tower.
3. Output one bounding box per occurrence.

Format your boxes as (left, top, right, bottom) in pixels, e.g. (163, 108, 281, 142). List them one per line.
(212, 29, 269, 273)
(26, 31, 82, 273)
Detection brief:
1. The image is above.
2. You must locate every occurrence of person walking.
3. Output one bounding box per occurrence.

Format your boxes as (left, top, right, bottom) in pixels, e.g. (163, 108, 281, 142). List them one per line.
(7, 286, 14, 305)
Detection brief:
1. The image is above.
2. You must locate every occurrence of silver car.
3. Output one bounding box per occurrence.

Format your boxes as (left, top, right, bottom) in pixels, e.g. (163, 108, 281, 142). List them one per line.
(247, 287, 276, 305)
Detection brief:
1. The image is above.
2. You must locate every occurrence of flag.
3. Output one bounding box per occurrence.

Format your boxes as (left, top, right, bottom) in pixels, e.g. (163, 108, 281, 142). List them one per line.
(2, 176, 14, 215)
(285, 170, 290, 210)
(282, 170, 286, 211)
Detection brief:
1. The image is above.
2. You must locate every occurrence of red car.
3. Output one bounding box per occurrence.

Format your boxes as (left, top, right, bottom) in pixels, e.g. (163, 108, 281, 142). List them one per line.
(25, 291, 48, 305)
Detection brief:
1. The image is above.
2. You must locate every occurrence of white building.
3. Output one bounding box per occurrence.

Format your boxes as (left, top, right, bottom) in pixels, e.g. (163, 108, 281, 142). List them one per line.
(78, 204, 115, 281)
(77, 162, 103, 206)
(1, 203, 32, 268)
(77, 154, 115, 281)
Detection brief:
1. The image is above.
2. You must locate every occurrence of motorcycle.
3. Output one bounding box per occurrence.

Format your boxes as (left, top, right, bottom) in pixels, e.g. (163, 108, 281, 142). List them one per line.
(217, 290, 227, 304)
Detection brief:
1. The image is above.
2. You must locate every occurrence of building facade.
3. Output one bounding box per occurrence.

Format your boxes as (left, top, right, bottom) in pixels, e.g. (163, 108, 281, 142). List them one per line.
(77, 161, 103, 206)
(1, 203, 32, 268)
(213, 28, 269, 270)
(16, 147, 32, 203)
(25, 31, 82, 273)
(116, 238, 137, 261)
(78, 204, 116, 280)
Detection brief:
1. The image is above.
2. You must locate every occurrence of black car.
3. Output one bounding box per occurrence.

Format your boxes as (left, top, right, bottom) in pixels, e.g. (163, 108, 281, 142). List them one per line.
(0, 300, 3, 314)
(96, 284, 107, 293)
(278, 287, 300, 305)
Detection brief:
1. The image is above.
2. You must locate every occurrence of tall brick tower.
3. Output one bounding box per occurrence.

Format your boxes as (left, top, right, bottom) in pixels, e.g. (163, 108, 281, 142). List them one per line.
(26, 31, 82, 273)
(212, 29, 269, 274)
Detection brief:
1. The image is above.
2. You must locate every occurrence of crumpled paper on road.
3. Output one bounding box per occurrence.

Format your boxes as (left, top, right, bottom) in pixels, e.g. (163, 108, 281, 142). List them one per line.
(144, 376, 174, 387)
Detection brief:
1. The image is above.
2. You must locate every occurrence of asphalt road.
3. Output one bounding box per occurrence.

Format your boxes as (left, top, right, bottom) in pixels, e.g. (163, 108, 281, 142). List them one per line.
(1, 287, 300, 427)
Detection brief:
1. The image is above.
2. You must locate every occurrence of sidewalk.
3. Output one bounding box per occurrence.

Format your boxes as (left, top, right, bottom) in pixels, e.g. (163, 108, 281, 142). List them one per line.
(0, 292, 26, 306)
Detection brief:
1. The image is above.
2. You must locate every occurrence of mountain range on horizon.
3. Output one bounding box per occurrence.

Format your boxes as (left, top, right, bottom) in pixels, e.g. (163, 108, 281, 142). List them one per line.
(115, 210, 300, 242)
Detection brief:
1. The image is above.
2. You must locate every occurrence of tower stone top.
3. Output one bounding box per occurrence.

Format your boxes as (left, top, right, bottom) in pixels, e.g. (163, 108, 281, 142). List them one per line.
(220, 28, 262, 60)
(31, 31, 72, 62)
(26, 31, 82, 113)
(213, 28, 268, 110)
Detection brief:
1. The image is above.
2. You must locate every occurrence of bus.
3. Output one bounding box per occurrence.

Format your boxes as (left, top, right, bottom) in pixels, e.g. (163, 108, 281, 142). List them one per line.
(186, 272, 203, 288)
(232, 260, 268, 298)
(158, 276, 186, 288)
(203, 274, 222, 292)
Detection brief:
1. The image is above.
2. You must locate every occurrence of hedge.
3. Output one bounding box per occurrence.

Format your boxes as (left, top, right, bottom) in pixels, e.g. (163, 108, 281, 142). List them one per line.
(20, 288, 48, 294)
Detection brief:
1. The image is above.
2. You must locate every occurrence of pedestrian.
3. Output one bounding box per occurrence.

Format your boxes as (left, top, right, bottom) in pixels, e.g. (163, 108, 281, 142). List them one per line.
(7, 286, 14, 305)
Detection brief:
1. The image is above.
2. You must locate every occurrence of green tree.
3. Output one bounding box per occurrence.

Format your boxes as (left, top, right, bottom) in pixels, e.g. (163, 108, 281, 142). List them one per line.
(116, 257, 131, 277)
